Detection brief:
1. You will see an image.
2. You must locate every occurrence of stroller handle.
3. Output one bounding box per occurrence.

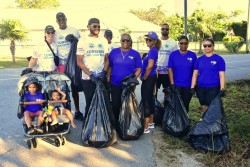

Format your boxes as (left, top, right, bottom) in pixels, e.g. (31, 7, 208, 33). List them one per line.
(20, 100, 46, 105)
(48, 100, 68, 104)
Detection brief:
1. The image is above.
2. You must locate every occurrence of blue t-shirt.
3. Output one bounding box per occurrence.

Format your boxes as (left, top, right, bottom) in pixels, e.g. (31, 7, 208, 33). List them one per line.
(141, 46, 158, 77)
(168, 50, 197, 87)
(109, 48, 142, 86)
(23, 92, 44, 113)
(194, 54, 226, 88)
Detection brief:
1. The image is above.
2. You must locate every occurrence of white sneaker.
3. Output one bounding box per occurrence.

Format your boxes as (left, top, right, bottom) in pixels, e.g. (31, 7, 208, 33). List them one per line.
(144, 128, 150, 134)
(148, 123, 155, 129)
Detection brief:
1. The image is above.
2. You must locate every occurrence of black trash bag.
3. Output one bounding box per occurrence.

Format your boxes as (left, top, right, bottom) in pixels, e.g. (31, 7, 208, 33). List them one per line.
(119, 74, 143, 140)
(188, 94, 230, 154)
(154, 98, 165, 125)
(162, 88, 190, 137)
(64, 34, 82, 92)
(81, 81, 117, 148)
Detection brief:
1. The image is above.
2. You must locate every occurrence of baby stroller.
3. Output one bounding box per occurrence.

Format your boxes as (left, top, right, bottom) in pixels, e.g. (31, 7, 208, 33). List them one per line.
(17, 72, 72, 149)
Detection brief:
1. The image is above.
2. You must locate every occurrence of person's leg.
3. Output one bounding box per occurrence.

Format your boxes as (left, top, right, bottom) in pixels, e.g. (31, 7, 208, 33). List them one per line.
(37, 110, 44, 126)
(82, 80, 96, 119)
(110, 84, 123, 127)
(51, 110, 59, 125)
(62, 109, 76, 128)
(155, 74, 162, 99)
(205, 86, 220, 107)
(24, 111, 32, 128)
(176, 86, 192, 113)
(196, 86, 207, 112)
(72, 91, 80, 112)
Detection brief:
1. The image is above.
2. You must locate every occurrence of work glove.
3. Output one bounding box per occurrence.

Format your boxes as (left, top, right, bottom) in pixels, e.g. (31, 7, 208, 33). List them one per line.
(190, 88, 196, 96)
(219, 89, 226, 97)
(170, 84, 177, 92)
(99, 70, 107, 81)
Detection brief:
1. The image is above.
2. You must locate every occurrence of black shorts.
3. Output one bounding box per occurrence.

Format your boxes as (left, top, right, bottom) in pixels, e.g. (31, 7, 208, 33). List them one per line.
(156, 74, 170, 89)
(196, 86, 220, 106)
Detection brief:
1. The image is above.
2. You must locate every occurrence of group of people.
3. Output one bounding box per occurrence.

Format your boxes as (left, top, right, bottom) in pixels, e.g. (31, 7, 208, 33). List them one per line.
(23, 12, 226, 136)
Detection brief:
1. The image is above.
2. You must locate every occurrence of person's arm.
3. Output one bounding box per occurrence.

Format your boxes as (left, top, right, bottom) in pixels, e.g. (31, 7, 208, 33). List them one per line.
(104, 53, 109, 72)
(143, 59, 154, 80)
(191, 70, 198, 88)
(56, 88, 66, 100)
(135, 68, 141, 78)
(219, 71, 225, 89)
(107, 67, 112, 82)
(29, 57, 37, 68)
(168, 68, 174, 85)
(77, 54, 91, 76)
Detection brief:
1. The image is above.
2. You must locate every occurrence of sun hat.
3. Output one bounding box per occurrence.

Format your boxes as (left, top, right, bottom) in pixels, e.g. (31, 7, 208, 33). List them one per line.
(145, 31, 158, 40)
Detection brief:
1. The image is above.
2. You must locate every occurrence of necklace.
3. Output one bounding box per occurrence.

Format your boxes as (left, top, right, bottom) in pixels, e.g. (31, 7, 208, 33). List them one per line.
(120, 48, 130, 60)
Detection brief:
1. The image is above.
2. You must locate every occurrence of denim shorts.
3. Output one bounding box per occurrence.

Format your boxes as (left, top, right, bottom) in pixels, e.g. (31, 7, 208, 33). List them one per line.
(196, 86, 220, 106)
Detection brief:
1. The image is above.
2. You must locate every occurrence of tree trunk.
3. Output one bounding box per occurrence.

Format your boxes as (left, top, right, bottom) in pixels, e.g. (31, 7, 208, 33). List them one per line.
(10, 40, 15, 63)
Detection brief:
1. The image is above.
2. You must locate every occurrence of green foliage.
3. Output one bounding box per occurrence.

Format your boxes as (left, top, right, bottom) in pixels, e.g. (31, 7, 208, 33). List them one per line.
(222, 36, 244, 53)
(166, 14, 184, 40)
(231, 21, 247, 40)
(118, 26, 132, 35)
(15, 0, 60, 9)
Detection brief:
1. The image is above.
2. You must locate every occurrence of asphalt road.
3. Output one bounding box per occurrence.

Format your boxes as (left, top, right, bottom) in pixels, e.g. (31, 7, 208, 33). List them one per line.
(0, 54, 249, 167)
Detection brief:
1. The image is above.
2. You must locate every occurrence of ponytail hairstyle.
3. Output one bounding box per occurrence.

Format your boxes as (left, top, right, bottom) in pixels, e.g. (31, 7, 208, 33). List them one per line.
(155, 39, 162, 51)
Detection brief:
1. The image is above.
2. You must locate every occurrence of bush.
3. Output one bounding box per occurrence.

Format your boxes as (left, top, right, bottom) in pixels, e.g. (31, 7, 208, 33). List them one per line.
(222, 36, 244, 53)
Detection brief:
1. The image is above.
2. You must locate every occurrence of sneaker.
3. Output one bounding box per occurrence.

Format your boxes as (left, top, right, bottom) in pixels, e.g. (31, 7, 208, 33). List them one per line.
(144, 128, 150, 134)
(74, 111, 83, 121)
(27, 127, 34, 135)
(34, 126, 44, 133)
(148, 123, 155, 129)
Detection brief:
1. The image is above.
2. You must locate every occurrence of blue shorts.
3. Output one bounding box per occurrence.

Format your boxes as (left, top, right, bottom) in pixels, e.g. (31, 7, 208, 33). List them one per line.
(196, 86, 220, 106)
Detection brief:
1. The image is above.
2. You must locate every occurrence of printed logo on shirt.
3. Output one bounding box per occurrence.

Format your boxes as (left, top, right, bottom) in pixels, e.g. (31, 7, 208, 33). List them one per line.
(98, 44, 103, 48)
(59, 36, 64, 40)
(128, 56, 134, 60)
(89, 43, 94, 48)
(211, 61, 217, 65)
(187, 57, 193, 62)
(165, 44, 169, 48)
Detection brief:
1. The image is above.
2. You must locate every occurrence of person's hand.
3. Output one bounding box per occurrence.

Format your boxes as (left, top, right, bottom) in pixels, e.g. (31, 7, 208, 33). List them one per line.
(90, 74, 98, 83)
(99, 70, 107, 81)
(170, 84, 176, 92)
(56, 87, 62, 92)
(190, 88, 196, 96)
(219, 89, 226, 97)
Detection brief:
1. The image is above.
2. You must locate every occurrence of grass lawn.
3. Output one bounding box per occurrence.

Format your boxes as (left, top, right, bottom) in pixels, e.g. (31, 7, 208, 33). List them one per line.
(0, 56, 29, 68)
(163, 80, 250, 167)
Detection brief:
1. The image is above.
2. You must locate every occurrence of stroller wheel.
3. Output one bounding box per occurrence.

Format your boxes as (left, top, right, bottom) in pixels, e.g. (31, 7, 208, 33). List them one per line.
(54, 136, 62, 147)
(27, 139, 33, 149)
(32, 138, 38, 148)
(61, 136, 66, 146)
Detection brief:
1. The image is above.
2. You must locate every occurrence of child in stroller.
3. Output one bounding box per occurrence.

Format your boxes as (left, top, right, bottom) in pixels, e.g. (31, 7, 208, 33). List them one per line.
(23, 77, 45, 134)
(50, 87, 77, 128)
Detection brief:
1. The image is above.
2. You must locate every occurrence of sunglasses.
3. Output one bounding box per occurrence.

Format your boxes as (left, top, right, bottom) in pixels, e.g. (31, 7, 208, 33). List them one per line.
(145, 38, 154, 42)
(121, 39, 131, 43)
(91, 25, 100, 29)
(46, 32, 55, 34)
(161, 28, 169, 31)
(203, 44, 213, 48)
(179, 42, 188, 45)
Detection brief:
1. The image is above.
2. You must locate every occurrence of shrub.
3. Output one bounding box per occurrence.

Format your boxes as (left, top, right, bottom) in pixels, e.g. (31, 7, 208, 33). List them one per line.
(222, 36, 244, 53)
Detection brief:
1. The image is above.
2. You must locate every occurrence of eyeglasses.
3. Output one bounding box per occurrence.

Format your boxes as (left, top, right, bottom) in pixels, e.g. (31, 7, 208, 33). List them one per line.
(46, 32, 55, 34)
(203, 44, 213, 48)
(179, 42, 188, 45)
(145, 38, 153, 42)
(121, 39, 131, 43)
(91, 25, 100, 29)
(161, 28, 169, 31)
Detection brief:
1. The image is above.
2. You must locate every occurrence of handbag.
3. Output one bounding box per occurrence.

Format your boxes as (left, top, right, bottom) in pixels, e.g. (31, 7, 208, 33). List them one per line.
(45, 39, 59, 66)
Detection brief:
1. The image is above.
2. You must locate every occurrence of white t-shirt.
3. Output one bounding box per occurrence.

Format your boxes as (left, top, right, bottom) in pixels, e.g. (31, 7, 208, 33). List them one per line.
(54, 26, 80, 63)
(108, 42, 119, 53)
(32, 42, 57, 72)
(157, 37, 178, 74)
(77, 36, 108, 80)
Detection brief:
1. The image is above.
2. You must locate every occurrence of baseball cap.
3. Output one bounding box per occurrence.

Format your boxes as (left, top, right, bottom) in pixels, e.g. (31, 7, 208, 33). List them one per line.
(88, 18, 100, 25)
(104, 30, 112, 36)
(56, 12, 66, 19)
(45, 25, 55, 33)
(145, 31, 158, 40)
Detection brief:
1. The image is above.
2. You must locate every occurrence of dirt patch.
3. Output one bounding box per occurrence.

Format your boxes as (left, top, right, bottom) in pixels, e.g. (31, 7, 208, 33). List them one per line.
(151, 127, 204, 167)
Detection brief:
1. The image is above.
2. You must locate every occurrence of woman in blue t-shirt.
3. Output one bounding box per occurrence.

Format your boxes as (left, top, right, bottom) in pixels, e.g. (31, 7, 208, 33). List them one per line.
(191, 38, 226, 112)
(108, 34, 142, 127)
(141, 32, 161, 134)
(168, 35, 197, 112)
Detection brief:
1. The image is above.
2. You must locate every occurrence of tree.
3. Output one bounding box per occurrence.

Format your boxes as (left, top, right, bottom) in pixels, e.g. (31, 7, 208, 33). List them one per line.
(119, 26, 132, 35)
(166, 14, 184, 40)
(15, 0, 60, 9)
(231, 21, 247, 40)
(0, 19, 28, 63)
